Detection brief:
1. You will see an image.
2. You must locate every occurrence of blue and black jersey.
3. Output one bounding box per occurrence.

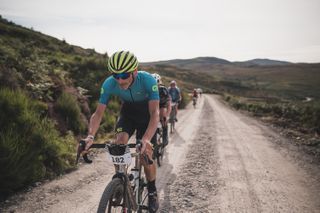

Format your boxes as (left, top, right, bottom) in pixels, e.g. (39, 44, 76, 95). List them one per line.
(98, 71, 159, 141)
(99, 71, 159, 105)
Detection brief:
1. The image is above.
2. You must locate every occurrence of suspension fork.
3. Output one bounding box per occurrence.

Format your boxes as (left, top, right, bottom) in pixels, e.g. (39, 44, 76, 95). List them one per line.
(134, 154, 141, 204)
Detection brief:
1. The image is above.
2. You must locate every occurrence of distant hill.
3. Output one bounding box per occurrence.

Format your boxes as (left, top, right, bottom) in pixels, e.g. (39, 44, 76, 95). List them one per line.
(142, 57, 291, 68)
(142, 57, 232, 73)
(141, 56, 320, 100)
(234, 58, 292, 66)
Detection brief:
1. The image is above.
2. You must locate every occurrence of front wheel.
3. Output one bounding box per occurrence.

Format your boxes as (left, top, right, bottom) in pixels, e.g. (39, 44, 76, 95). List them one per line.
(97, 178, 132, 213)
(137, 176, 149, 213)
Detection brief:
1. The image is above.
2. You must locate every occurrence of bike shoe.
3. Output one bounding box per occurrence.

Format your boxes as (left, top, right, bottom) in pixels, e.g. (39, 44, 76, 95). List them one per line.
(148, 191, 159, 212)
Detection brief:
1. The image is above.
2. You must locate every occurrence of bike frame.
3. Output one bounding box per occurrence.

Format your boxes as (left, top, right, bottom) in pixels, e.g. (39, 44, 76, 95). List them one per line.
(106, 142, 150, 212)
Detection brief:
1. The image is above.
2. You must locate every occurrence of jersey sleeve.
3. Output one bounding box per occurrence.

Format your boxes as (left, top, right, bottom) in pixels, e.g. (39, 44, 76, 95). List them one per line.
(144, 73, 160, 101)
(98, 77, 114, 105)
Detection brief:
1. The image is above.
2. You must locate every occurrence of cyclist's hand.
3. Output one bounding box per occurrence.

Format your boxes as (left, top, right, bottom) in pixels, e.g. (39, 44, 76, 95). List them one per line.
(84, 135, 94, 150)
(140, 140, 148, 154)
(137, 139, 149, 154)
(76, 138, 93, 164)
(137, 140, 154, 165)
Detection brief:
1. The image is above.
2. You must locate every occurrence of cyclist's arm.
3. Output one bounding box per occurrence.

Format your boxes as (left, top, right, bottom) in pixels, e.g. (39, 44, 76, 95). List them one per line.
(142, 100, 159, 143)
(91, 77, 113, 136)
(85, 103, 106, 149)
(88, 103, 106, 136)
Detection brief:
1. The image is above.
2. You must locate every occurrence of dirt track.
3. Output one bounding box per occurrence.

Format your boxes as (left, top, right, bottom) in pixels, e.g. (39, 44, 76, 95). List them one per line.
(1, 94, 320, 213)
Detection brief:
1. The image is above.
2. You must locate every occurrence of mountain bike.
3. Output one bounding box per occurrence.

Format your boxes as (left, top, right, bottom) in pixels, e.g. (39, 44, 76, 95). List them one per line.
(77, 140, 153, 213)
(169, 102, 177, 133)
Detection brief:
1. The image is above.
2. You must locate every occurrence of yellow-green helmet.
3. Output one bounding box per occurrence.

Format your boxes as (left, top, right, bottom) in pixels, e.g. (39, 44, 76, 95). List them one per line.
(107, 51, 139, 74)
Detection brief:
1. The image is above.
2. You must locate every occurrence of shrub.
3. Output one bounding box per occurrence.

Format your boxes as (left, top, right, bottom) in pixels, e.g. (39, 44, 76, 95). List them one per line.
(55, 92, 86, 134)
(0, 88, 75, 200)
(179, 91, 190, 109)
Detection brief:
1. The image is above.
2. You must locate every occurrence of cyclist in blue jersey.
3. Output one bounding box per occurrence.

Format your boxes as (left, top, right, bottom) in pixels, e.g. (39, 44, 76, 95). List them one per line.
(168, 80, 182, 121)
(83, 51, 159, 212)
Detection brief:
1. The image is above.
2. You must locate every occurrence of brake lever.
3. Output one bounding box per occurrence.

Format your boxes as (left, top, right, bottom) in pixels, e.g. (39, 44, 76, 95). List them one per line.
(143, 154, 154, 165)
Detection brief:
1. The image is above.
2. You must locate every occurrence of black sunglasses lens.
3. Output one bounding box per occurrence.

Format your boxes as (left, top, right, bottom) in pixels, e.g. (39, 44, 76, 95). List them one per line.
(113, 73, 130, 80)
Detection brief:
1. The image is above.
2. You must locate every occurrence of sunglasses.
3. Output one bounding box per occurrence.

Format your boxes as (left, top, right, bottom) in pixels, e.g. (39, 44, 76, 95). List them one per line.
(112, 72, 131, 80)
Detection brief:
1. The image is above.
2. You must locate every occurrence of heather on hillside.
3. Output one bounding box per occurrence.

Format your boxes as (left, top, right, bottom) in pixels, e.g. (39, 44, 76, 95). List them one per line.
(0, 88, 76, 199)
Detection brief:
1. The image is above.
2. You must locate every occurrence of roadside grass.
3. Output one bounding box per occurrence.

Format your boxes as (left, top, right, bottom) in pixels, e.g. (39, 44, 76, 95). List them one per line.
(223, 94, 320, 145)
(0, 88, 76, 200)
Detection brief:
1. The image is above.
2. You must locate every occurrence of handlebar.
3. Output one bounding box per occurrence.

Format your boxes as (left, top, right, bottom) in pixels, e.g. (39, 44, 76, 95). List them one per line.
(76, 139, 153, 165)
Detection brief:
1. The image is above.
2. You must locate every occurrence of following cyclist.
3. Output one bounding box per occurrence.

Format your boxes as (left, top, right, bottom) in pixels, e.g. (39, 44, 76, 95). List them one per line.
(192, 88, 198, 107)
(151, 73, 171, 146)
(83, 51, 159, 212)
(168, 80, 182, 121)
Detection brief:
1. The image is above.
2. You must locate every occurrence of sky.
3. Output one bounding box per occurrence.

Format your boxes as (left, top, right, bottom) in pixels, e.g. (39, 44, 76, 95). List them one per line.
(1, 0, 320, 63)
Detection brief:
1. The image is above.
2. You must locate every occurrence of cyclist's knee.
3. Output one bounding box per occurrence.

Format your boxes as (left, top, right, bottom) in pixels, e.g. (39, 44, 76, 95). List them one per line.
(115, 132, 129, 144)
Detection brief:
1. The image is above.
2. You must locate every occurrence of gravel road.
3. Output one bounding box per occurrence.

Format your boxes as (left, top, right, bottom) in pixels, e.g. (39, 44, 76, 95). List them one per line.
(1, 94, 320, 213)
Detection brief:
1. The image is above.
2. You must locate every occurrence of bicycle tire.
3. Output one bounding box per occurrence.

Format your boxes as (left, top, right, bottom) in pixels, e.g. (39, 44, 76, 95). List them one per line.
(155, 128, 164, 167)
(137, 176, 149, 213)
(97, 178, 132, 213)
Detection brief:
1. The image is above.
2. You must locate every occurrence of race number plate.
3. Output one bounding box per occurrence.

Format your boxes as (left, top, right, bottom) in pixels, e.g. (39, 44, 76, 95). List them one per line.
(106, 152, 132, 165)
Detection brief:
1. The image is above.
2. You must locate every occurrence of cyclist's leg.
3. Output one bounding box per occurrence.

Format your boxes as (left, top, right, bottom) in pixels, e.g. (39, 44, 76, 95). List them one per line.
(159, 107, 168, 145)
(175, 103, 178, 121)
(113, 116, 135, 174)
(136, 123, 159, 210)
(136, 127, 157, 181)
(114, 115, 135, 144)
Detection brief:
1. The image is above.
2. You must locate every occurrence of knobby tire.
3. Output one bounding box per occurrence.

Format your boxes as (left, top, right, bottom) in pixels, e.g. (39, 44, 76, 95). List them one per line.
(97, 178, 131, 213)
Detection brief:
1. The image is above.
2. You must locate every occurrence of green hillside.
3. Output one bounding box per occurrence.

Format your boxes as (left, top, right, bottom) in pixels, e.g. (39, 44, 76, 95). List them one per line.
(0, 16, 192, 199)
(0, 16, 120, 199)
